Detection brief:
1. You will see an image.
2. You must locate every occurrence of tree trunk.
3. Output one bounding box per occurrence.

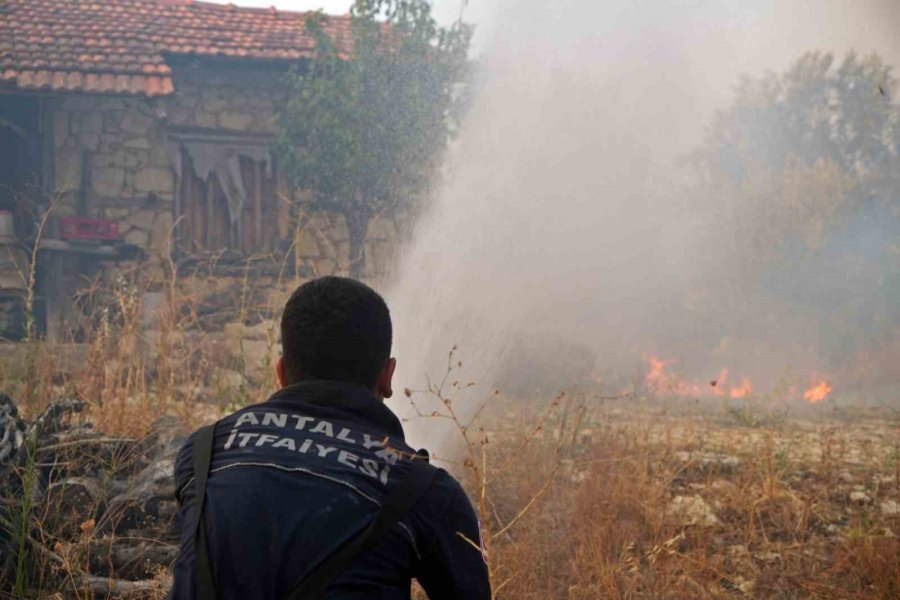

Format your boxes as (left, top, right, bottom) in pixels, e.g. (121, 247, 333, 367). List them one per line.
(346, 207, 369, 280)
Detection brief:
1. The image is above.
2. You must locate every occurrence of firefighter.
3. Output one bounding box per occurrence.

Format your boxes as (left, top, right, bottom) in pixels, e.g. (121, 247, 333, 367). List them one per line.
(169, 276, 491, 600)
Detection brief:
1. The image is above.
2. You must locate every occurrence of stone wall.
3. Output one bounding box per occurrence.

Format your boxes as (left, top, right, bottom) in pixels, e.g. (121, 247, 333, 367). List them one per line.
(294, 211, 398, 281)
(52, 94, 176, 283)
(164, 69, 281, 133)
(46, 65, 401, 321)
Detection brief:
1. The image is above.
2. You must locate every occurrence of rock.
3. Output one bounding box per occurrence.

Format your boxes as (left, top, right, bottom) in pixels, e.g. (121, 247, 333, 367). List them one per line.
(195, 111, 217, 128)
(115, 149, 141, 169)
(222, 321, 274, 366)
(0, 394, 26, 463)
(62, 96, 94, 111)
(102, 431, 185, 541)
(881, 499, 900, 516)
(366, 217, 396, 241)
(127, 209, 156, 232)
(149, 143, 172, 168)
(578, 429, 594, 445)
(103, 110, 123, 133)
(218, 111, 254, 131)
(103, 207, 130, 219)
(54, 150, 82, 192)
(203, 96, 228, 113)
(124, 136, 153, 150)
(134, 166, 174, 194)
(80, 133, 100, 151)
(297, 229, 320, 257)
(242, 339, 275, 371)
(53, 111, 69, 149)
(337, 240, 352, 264)
(733, 576, 755, 594)
(124, 228, 149, 247)
(145, 264, 166, 284)
(92, 167, 126, 197)
(222, 322, 277, 373)
(365, 240, 395, 276)
(754, 550, 781, 563)
(727, 544, 750, 560)
(149, 212, 174, 252)
(140, 292, 163, 328)
(214, 368, 248, 390)
(121, 111, 156, 135)
(45, 477, 102, 537)
(314, 258, 338, 276)
(667, 495, 720, 526)
(675, 450, 741, 471)
(81, 111, 104, 134)
(849, 490, 870, 504)
(708, 479, 736, 491)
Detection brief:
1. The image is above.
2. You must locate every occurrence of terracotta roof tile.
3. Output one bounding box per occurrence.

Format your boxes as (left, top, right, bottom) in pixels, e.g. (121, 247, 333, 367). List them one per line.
(0, 0, 351, 96)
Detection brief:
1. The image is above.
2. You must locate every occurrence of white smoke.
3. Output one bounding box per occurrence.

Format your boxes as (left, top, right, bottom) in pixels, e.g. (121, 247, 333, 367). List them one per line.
(385, 0, 900, 448)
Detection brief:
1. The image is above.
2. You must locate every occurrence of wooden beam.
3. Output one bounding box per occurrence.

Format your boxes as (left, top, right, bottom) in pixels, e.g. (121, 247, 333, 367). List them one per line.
(78, 150, 92, 216)
(192, 175, 203, 251)
(38, 97, 55, 203)
(173, 148, 182, 253)
(165, 127, 273, 146)
(253, 160, 262, 252)
(205, 177, 215, 249)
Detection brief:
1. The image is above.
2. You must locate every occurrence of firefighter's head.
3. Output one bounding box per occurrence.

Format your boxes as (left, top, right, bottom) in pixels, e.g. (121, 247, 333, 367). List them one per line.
(277, 276, 396, 399)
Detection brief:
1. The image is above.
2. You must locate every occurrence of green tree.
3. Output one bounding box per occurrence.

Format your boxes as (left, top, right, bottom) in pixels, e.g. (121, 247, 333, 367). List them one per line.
(276, 0, 472, 278)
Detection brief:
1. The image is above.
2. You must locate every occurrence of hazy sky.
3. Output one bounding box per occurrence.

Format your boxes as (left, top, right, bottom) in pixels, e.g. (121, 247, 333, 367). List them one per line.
(207, 0, 486, 26)
(208, 0, 354, 14)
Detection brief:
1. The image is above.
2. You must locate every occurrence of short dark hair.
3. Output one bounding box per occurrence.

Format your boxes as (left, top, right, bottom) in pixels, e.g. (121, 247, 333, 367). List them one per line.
(280, 276, 392, 387)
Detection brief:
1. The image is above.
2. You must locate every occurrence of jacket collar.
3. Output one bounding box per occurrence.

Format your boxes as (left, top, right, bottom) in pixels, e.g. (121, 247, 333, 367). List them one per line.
(266, 380, 406, 442)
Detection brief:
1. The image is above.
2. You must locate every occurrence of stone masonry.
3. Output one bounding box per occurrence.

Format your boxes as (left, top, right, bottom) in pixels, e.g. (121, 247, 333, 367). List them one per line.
(48, 67, 400, 316)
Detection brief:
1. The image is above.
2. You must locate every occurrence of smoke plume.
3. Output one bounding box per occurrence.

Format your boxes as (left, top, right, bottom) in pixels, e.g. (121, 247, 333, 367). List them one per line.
(384, 0, 900, 448)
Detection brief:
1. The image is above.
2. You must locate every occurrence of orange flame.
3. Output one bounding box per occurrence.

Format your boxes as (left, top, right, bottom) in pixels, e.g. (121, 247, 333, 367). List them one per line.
(644, 356, 750, 398)
(730, 378, 753, 398)
(803, 380, 832, 403)
(646, 356, 668, 388)
(645, 355, 835, 404)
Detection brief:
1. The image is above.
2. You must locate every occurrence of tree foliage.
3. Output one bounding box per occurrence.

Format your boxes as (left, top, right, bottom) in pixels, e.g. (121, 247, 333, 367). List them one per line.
(701, 52, 898, 180)
(690, 52, 900, 377)
(276, 0, 472, 277)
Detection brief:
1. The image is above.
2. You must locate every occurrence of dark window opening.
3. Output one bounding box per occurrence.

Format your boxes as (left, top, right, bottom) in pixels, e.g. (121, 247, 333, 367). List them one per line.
(0, 94, 43, 236)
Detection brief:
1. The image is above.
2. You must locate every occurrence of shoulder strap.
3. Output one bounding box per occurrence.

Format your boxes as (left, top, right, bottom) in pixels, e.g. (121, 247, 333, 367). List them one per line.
(192, 424, 217, 600)
(286, 455, 438, 600)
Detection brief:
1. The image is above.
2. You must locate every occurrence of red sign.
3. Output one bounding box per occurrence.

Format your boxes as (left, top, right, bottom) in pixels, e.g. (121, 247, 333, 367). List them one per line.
(59, 217, 120, 241)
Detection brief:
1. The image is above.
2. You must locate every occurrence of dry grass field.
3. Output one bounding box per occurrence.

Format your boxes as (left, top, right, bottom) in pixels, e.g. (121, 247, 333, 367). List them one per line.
(0, 277, 898, 599)
(452, 394, 900, 599)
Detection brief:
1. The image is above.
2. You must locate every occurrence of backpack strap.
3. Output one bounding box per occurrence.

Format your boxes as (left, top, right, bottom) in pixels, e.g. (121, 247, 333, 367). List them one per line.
(191, 424, 217, 600)
(285, 454, 438, 600)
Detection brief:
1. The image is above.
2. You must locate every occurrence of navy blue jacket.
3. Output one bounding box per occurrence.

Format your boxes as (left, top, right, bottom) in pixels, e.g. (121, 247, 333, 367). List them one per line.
(169, 380, 491, 600)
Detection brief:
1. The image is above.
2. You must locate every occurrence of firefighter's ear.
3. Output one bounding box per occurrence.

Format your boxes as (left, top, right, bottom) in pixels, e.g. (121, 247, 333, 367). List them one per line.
(276, 356, 288, 388)
(375, 357, 397, 400)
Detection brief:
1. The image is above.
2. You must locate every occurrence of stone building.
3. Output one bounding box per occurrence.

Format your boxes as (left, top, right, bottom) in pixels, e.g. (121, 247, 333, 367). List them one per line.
(0, 0, 400, 340)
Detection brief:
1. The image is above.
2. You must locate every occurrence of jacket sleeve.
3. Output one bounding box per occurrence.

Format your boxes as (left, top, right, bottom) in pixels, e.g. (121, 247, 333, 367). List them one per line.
(412, 470, 492, 600)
